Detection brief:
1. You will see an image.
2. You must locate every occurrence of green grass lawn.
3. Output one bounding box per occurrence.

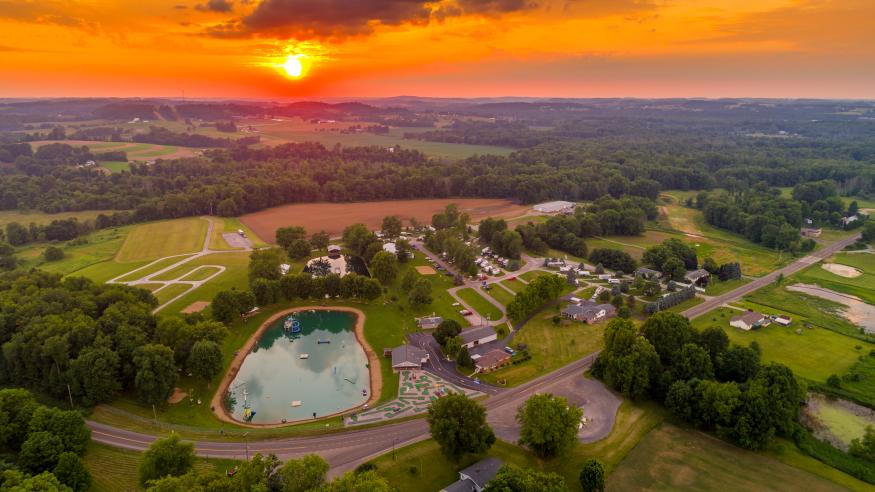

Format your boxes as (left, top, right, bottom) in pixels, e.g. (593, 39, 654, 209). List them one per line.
(479, 309, 605, 386)
(456, 287, 503, 321)
(0, 209, 116, 228)
(157, 252, 251, 315)
(111, 255, 198, 283)
(487, 284, 516, 307)
(154, 283, 193, 304)
(500, 279, 526, 293)
(693, 307, 863, 384)
(15, 226, 134, 278)
(664, 295, 705, 313)
(704, 277, 751, 296)
(607, 424, 866, 492)
(519, 270, 549, 282)
(100, 161, 130, 173)
(794, 256, 875, 305)
(84, 441, 239, 492)
(116, 218, 208, 262)
(180, 266, 224, 281)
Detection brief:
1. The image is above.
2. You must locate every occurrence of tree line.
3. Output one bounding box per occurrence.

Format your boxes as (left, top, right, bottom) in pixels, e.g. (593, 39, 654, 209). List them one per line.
(0, 270, 227, 409)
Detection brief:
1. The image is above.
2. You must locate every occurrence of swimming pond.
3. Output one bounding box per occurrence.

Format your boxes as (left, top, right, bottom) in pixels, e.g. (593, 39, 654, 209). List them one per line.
(225, 310, 371, 424)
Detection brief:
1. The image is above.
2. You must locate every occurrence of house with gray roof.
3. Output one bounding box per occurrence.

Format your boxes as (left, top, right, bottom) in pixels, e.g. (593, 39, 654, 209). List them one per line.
(458, 326, 498, 349)
(730, 311, 766, 331)
(684, 268, 711, 286)
(562, 301, 617, 324)
(441, 457, 503, 492)
(390, 345, 429, 372)
(635, 267, 662, 280)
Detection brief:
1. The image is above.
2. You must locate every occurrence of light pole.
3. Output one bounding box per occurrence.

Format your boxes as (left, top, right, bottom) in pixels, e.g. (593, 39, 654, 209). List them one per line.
(243, 432, 250, 461)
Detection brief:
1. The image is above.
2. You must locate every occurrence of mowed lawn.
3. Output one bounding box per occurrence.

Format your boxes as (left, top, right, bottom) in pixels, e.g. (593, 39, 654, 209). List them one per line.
(456, 287, 504, 321)
(15, 226, 133, 278)
(116, 217, 208, 262)
(608, 424, 860, 492)
(479, 310, 605, 386)
(693, 307, 862, 383)
(487, 283, 516, 307)
(159, 252, 250, 315)
(794, 254, 875, 305)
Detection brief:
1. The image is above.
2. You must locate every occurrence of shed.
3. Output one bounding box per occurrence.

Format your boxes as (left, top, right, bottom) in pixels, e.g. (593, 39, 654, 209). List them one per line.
(459, 326, 497, 349)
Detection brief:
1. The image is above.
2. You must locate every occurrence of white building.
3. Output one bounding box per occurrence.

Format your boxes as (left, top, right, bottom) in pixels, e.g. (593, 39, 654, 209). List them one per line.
(533, 200, 576, 214)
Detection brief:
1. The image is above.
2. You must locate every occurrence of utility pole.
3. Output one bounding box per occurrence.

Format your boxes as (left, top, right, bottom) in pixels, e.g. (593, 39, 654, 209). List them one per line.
(152, 404, 159, 429)
(243, 432, 250, 461)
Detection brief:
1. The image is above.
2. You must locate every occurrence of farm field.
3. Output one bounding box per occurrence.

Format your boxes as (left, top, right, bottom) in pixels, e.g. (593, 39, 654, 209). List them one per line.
(84, 441, 238, 492)
(692, 307, 863, 383)
(479, 310, 606, 386)
(31, 139, 201, 161)
(240, 198, 529, 241)
(242, 117, 515, 160)
(14, 226, 132, 277)
(0, 209, 114, 228)
(115, 217, 208, 262)
(456, 287, 503, 322)
(607, 424, 863, 492)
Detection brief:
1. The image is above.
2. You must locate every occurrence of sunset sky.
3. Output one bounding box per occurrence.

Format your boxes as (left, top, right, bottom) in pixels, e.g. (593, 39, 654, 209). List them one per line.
(1, 0, 873, 99)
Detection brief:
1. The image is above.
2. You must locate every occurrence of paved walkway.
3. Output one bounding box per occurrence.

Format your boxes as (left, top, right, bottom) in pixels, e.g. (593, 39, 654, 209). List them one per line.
(108, 217, 253, 313)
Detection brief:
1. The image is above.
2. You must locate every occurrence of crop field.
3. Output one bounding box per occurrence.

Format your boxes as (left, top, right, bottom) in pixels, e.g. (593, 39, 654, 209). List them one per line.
(607, 424, 859, 492)
(84, 442, 238, 492)
(693, 307, 862, 383)
(240, 198, 529, 241)
(479, 309, 606, 386)
(242, 117, 515, 160)
(115, 217, 208, 262)
(31, 139, 201, 161)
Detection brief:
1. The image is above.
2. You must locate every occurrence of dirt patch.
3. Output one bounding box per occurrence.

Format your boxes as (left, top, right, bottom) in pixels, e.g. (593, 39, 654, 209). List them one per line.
(415, 266, 437, 275)
(240, 199, 529, 242)
(822, 263, 863, 278)
(182, 301, 210, 314)
(167, 388, 188, 404)
(209, 306, 381, 428)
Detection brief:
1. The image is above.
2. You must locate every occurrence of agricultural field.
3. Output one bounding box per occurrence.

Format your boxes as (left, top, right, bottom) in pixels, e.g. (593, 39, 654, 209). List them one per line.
(479, 309, 606, 386)
(456, 287, 503, 322)
(84, 441, 238, 492)
(0, 209, 114, 228)
(239, 117, 515, 160)
(240, 198, 530, 241)
(607, 424, 865, 492)
(115, 217, 208, 262)
(31, 139, 201, 162)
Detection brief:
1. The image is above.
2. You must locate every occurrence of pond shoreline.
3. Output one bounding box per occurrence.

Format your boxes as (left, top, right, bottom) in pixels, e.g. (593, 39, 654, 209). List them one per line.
(209, 306, 381, 428)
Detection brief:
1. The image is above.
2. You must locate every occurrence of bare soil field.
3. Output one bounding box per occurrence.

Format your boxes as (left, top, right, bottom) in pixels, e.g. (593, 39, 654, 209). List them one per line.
(182, 301, 210, 314)
(416, 266, 437, 275)
(240, 199, 529, 241)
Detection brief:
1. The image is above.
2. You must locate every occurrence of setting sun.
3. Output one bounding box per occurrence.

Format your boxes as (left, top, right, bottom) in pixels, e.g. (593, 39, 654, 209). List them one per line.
(283, 56, 303, 78)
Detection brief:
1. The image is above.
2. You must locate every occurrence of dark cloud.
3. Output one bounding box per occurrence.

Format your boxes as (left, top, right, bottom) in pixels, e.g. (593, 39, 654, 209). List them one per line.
(196, 0, 234, 12)
(210, 0, 541, 39)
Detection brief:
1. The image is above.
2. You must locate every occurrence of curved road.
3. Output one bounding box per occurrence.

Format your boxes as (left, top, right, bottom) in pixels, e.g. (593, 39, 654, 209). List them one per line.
(89, 234, 860, 475)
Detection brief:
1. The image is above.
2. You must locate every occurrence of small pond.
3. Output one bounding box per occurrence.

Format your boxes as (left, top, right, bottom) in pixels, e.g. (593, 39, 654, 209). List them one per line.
(225, 310, 370, 424)
(803, 393, 875, 450)
(787, 283, 875, 334)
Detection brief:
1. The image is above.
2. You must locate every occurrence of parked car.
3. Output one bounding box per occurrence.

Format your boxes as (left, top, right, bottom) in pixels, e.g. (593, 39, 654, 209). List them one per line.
(459, 309, 473, 315)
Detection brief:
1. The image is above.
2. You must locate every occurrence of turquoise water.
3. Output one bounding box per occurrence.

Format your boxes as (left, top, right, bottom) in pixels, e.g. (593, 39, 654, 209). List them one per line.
(226, 310, 370, 424)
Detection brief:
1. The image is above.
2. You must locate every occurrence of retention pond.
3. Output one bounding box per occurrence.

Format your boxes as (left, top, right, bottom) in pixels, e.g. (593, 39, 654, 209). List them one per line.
(225, 310, 370, 424)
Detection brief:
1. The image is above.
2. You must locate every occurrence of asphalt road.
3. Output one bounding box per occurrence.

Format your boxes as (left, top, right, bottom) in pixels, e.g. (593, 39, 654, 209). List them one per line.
(682, 234, 860, 319)
(89, 352, 600, 476)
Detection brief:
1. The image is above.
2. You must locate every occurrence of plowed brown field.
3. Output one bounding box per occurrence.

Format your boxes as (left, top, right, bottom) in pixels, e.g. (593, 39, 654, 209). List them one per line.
(240, 199, 529, 242)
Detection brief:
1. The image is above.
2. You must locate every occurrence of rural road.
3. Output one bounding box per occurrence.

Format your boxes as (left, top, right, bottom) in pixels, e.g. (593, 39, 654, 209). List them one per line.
(682, 234, 860, 319)
(88, 351, 602, 477)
